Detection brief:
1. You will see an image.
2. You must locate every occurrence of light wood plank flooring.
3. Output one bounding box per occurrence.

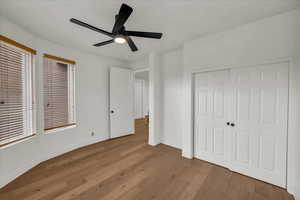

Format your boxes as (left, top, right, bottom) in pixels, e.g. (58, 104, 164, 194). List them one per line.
(0, 118, 294, 200)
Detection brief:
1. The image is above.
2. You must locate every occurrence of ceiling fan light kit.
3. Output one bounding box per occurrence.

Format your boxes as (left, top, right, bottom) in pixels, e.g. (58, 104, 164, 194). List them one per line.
(70, 4, 163, 52)
(114, 36, 126, 44)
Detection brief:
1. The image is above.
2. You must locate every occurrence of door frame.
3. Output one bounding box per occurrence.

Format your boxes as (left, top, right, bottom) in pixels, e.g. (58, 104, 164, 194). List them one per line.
(109, 66, 153, 142)
(182, 57, 293, 190)
(133, 68, 150, 120)
(133, 66, 158, 146)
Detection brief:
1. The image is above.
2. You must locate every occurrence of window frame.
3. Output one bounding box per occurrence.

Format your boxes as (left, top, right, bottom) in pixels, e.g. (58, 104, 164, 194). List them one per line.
(0, 41, 36, 147)
(43, 56, 76, 133)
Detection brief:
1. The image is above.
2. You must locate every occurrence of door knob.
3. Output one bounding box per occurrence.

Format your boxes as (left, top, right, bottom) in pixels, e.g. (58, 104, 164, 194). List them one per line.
(230, 123, 235, 127)
(110, 110, 114, 114)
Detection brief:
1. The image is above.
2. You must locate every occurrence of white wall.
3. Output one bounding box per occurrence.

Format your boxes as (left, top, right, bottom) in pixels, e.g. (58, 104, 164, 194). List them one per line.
(134, 78, 149, 119)
(148, 53, 162, 145)
(143, 80, 149, 117)
(293, 10, 300, 200)
(181, 9, 299, 197)
(134, 79, 143, 118)
(0, 16, 126, 188)
(160, 49, 183, 149)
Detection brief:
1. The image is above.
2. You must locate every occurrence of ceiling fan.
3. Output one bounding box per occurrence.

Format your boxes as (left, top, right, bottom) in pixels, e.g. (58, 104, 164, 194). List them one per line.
(70, 4, 163, 52)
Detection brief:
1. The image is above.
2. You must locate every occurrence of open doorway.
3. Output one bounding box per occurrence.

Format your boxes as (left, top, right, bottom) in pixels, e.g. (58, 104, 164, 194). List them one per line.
(134, 69, 150, 139)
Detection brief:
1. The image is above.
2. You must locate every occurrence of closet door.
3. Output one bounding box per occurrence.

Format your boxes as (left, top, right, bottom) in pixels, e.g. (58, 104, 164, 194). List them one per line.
(194, 70, 231, 167)
(230, 62, 288, 187)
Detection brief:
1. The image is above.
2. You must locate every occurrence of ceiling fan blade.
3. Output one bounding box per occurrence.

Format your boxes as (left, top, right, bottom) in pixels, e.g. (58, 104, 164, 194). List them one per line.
(125, 31, 162, 39)
(70, 18, 113, 38)
(93, 39, 114, 47)
(112, 4, 133, 34)
(126, 37, 138, 52)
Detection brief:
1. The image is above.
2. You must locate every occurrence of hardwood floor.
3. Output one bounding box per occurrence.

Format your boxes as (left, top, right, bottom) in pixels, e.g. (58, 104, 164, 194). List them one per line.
(0, 118, 294, 200)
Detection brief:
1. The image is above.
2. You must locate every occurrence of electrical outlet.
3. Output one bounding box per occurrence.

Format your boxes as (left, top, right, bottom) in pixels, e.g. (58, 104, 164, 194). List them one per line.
(91, 132, 95, 136)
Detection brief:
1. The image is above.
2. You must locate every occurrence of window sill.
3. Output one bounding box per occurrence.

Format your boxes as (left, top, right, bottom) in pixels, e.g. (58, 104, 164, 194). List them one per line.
(0, 134, 36, 149)
(45, 124, 77, 134)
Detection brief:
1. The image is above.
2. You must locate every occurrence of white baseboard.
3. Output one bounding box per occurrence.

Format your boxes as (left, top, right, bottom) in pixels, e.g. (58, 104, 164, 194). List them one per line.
(182, 151, 193, 159)
(294, 185, 300, 200)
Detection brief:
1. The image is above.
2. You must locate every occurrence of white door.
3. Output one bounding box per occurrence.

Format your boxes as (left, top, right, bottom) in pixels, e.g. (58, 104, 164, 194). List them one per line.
(194, 70, 231, 167)
(229, 62, 288, 187)
(194, 62, 289, 187)
(110, 67, 134, 138)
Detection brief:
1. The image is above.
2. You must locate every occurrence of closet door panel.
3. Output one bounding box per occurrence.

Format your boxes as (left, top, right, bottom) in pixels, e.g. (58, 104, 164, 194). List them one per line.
(194, 70, 230, 167)
(230, 62, 288, 187)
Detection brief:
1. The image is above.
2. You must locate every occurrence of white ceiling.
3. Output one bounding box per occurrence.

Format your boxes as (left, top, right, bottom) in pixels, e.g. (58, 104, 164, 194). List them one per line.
(0, 0, 299, 62)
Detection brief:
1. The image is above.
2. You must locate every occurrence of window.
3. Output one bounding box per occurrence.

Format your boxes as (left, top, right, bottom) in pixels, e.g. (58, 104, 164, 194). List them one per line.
(0, 36, 36, 146)
(43, 54, 75, 131)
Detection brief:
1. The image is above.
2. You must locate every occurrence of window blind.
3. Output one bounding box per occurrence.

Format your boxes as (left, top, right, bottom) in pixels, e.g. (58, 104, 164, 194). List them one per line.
(0, 42, 32, 143)
(44, 58, 74, 130)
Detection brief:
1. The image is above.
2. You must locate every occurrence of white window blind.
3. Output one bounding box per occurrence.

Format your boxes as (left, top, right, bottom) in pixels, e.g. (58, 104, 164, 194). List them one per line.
(44, 57, 75, 131)
(0, 42, 35, 145)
